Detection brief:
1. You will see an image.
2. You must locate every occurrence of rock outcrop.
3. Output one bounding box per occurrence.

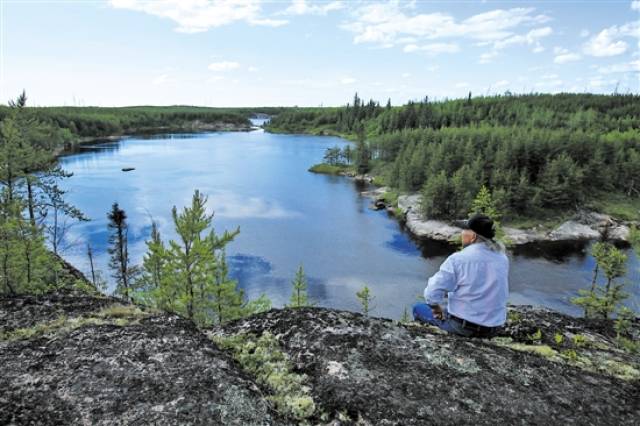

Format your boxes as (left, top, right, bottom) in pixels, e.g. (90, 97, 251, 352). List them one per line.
(363, 192, 633, 246)
(2, 293, 638, 425)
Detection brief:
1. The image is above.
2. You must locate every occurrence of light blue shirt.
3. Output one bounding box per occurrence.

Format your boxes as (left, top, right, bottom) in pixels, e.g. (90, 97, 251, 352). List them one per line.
(424, 242, 509, 327)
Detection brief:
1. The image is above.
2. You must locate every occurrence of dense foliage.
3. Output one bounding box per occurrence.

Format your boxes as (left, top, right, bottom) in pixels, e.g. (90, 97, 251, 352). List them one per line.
(267, 93, 640, 221)
(133, 190, 271, 326)
(0, 104, 288, 142)
(0, 94, 92, 294)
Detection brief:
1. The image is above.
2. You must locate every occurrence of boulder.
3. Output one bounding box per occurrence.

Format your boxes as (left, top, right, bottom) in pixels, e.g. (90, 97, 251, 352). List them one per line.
(548, 221, 601, 241)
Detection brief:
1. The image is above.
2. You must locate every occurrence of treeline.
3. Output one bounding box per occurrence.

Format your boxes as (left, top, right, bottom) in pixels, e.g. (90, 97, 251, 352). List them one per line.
(267, 93, 640, 221)
(0, 92, 313, 326)
(384, 126, 639, 219)
(267, 93, 640, 136)
(0, 92, 293, 147)
(0, 104, 253, 140)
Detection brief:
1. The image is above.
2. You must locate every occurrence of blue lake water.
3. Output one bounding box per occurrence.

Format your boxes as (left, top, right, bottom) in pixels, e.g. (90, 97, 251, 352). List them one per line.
(58, 129, 639, 319)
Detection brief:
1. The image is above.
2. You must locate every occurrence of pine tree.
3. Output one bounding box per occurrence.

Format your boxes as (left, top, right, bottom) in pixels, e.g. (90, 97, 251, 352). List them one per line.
(136, 221, 170, 307)
(536, 153, 584, 208)
(288, 264, 312, 308)
(208, 252, 245, 325)
(420, 171, 454, 219)
(107, 202, 135, 300)
(0, 189, 51, 295)
(470, 185, 500, 221)
(165, 190, 241, 324)
(572, 241, 628, 319)
(354, 123, 370, 175)
(143, 221, 166, 289)
(356, 285, 374, 316)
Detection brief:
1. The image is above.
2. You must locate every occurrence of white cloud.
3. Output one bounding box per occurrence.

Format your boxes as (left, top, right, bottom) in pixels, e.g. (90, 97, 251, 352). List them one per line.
(342, 4, 550, 51)
(494, 80, 510, 88)
(209, 190, 300, 219)
(208, 61, 241, 72)
(582, 21, 639, 57)
(492, 26, 552, 50)
(479, 50, 498, 64)
(580, 29, 589, 38)
(455, 82, 470, 88)
(532, 45, 545, 53)
(403, 43, 460, 54)
(340, 77, 357, 85)
(401, 72, 411, 78)
(553, 46, 581, 64)
(279, 0, 344, 16)
(589, 77, 616, 88)
(108, 0, 288, 33)
(632, 1, 640, 11)
(597, 60, 640, 74)
(554, 53, 581, 64)
(247, 66, 260, 72)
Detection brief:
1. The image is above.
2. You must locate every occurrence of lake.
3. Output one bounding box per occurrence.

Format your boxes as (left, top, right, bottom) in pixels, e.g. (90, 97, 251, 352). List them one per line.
(58, 128, 639, 319)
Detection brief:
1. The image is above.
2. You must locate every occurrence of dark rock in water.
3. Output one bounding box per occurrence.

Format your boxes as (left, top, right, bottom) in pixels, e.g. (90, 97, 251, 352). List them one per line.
(121, 167, 135, 172)
(1, 293, 638, 425)
(370, 200, 387, 210)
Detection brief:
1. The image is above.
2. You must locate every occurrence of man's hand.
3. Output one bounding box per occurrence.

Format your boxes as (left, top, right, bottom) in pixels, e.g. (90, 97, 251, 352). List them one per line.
(430, 304, 444, 320)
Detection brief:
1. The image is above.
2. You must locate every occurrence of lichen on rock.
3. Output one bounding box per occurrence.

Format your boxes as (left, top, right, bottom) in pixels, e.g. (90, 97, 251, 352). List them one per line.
(1, 293, 638, 425)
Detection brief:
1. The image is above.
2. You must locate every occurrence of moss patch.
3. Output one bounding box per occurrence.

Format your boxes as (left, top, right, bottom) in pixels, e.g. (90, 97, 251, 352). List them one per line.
(212, 331, 317, 420)
(507, 343, 559, 358)
(0, 303, 151, 341)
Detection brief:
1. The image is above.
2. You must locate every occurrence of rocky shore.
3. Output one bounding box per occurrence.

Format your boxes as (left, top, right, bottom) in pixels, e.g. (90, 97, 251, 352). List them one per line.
(1, 292, 638, 425)
(362, 187, 633, 246)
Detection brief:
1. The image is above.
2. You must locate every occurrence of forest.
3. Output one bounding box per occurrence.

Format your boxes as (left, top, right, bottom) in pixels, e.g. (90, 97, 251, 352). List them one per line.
(0, 92, 307, 325)
(0, 99, 287, 143)
(267, 93, 640, 223)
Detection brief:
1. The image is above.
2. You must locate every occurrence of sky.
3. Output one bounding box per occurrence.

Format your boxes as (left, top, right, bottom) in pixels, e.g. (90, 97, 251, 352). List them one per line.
(0, 0, 638, 107)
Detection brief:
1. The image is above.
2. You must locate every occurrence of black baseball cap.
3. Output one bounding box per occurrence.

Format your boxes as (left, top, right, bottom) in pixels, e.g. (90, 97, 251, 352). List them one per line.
(463, 214, 496, 240)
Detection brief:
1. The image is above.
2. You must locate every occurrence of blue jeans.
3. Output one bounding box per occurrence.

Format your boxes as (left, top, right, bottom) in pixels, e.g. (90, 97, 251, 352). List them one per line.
(412, 303, 474, 337)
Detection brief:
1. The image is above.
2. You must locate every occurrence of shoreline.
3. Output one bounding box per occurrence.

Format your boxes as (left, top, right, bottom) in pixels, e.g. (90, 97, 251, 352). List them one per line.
(55, 121, 253, 157)
(359, 186, 634, 248)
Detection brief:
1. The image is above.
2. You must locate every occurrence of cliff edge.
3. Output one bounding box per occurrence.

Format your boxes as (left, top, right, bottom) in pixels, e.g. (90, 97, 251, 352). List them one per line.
(1, 293, 638, 425)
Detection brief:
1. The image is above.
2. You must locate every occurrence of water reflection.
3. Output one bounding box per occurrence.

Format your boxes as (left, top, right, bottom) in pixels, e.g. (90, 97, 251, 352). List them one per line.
(57, 131, 639, 319)
(512, 240, 589, 263)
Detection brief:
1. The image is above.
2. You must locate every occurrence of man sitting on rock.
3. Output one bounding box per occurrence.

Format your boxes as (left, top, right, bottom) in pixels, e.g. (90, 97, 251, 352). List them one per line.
(413, 214, 509, 338)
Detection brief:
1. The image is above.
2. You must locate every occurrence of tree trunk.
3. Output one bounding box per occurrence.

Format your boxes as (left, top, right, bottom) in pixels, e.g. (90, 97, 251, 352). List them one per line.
(26, 178, 36, 227)
(87, 244, 96, 287)
(590, 264, 599, 295)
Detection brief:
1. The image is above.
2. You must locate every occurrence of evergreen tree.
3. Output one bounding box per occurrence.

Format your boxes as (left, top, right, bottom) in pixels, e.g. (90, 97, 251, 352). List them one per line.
(136, 221, 170, 307)
(0, 189, 51, 295)
(288, 264, 312, 308)
(356, 285, 374, 317)
(355, 126, 370, 175)
(535, 153, 584, 208)
(420, 171, 454, 219)
(208, 251, 245, 325)
(107, 202, 135, 300)
(572, 241, 628, 319)
(166, 190, 241, 324)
